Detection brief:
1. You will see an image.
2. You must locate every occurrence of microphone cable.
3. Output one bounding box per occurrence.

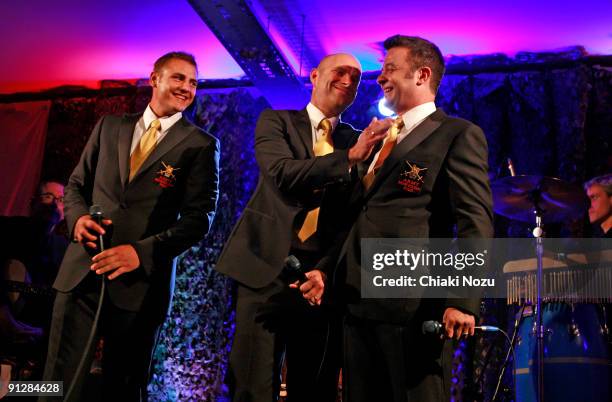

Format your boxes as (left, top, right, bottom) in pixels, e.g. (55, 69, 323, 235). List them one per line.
(490, 327, 517, 402)
(64, 206, 107, 401)
(491, 303, 525, 402)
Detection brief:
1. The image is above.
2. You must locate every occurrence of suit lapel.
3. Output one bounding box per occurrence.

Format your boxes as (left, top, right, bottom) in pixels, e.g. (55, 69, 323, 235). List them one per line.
(333, 122, 357, 150)
(129, 117, 192, 183)
(289, 109, 314, 158)
(117, 113, 142, 189)
(364, 109, 446, 198)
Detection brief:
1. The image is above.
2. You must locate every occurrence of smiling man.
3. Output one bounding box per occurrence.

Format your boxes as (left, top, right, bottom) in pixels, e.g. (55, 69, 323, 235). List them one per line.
(334, 36, 493, 402)
(216, 53, 390, 402)
(41, 52, 219, 402)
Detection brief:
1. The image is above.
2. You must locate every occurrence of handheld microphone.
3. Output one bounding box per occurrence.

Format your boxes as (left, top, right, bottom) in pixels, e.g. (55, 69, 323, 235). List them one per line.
(421, 320, 500, 336)
(89, 205, 105, 252)
(284, 255, 308, 282)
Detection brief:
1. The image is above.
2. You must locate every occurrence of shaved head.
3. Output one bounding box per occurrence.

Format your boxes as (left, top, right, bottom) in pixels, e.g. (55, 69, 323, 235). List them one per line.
(310, 53, 362, 117)
(317, 53, 362, 72)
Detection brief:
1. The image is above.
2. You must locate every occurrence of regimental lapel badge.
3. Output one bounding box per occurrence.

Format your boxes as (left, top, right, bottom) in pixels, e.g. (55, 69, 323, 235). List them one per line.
(397, 160, 428, 193)
(154, 161, 180, 188)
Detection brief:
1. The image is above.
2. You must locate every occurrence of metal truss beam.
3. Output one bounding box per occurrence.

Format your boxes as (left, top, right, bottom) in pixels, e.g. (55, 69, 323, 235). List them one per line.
(188, 0, 310, 109)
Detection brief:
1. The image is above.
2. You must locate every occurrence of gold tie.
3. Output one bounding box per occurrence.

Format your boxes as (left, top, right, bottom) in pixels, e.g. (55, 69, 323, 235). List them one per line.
(130, 119, 161, 181)
(297, 118, 334, 242)
(362, 116, 405, 190)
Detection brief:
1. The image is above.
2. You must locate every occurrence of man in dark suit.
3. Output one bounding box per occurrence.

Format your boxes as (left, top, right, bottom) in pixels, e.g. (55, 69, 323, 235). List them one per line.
(216, 53, 390, 402)
(328, 36, 494, 402)
(41, 51, 219, 401)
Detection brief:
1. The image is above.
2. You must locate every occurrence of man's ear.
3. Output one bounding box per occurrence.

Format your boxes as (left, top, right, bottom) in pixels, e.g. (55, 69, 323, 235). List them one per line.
(310, 68, 318, 86)
(416, 67, 432, 86)
(150, 71, 159, 88)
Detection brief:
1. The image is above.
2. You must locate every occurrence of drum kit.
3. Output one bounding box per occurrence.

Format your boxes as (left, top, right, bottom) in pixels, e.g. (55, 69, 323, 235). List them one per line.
(491, 172, 611, 402)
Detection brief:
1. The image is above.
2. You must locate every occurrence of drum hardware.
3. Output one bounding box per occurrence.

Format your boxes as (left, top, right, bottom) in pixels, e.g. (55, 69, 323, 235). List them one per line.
(569, 321, 580, 338)
(492, 174, 595, 402)
(569, 304, 580, 338)
(600, 305, 609, 336)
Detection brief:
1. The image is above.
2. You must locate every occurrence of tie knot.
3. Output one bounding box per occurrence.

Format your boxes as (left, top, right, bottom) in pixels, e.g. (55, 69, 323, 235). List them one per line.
(149, 119, 161, 131)
(318, 118, 332, 134)
(393, 116, 404, 131)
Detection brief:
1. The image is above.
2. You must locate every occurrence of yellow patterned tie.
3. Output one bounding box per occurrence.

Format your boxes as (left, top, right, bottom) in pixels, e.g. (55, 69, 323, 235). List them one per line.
(362, 116, 405, 190)
(297, 118, 334, 242)
(130, 119, 161, 181)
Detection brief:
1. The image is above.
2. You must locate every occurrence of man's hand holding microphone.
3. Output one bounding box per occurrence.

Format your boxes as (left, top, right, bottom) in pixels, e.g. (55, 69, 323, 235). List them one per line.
(73, 207, 140, 280)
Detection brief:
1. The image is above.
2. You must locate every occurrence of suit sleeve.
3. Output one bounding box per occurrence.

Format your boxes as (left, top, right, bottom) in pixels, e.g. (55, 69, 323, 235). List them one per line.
(444, 124, 494, 317)
(63, 116, 105, 237)
(255, 109, 352, 197)
(133, 136, 220, 276)
(447, 124, 494, 239)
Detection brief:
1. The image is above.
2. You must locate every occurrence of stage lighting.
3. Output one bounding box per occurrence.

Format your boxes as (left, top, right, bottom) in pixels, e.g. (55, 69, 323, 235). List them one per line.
(377, 98, 395, 117)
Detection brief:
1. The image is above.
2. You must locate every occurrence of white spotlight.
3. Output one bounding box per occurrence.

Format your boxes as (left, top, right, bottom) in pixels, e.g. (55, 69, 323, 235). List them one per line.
(377, 98, 395, 117)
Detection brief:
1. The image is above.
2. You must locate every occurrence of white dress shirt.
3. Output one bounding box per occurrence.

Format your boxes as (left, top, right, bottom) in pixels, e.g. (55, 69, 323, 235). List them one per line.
(130, 105, 183, 155)
(306, 102, 339, 151)
(367, 102, 437, 173)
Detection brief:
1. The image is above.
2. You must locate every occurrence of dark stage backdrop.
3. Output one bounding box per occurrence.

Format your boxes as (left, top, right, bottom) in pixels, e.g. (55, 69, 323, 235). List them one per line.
(7, 59, 612, 401)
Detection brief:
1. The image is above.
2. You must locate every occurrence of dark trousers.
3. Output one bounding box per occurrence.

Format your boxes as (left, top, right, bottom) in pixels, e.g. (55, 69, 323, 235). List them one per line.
(40, 273, 163, 402)
(227, 277, 341, 402)
(343, 313, 453, 402)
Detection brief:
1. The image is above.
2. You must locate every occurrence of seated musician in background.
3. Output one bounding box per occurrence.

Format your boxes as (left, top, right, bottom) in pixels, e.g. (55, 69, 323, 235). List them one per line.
(584, 174, 612, 238)
(584, 173, 612, 363)
(0, 180, 69, 383)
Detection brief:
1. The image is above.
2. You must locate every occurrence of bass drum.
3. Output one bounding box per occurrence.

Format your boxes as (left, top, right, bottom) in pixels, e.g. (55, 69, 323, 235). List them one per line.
(514, 303, 610, 402)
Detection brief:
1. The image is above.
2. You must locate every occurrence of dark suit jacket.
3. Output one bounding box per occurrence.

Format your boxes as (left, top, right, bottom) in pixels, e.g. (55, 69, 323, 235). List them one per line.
(54, 113, 219, 313)
(215, 108, 359, 288)
(334, 108, 494, 324)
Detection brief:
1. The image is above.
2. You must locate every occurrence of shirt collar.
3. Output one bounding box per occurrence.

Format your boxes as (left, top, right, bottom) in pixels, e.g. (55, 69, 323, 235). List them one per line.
(143, 105, 183, 133)
(306, 102, 340, 132)
(400, 101, 436, 130)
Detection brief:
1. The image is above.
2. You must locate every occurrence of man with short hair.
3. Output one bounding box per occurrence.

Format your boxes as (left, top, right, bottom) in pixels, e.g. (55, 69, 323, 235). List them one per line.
(216, 53, 390, 402)
(585, 174, 612, 237)
(33, 180, 66, 225)
(330, 35, 494, 402)
(41, 51, 219, 401)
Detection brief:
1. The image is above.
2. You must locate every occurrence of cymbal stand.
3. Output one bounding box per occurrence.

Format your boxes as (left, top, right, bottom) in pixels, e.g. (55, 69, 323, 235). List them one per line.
(529, 188, 545, 402)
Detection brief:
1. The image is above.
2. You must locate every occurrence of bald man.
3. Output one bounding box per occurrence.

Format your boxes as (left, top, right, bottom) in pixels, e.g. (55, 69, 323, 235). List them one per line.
(216, 54, 390, 402)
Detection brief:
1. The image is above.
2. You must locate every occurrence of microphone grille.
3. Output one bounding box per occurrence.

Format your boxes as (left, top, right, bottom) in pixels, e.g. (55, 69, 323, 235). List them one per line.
(422, 320, 442, 335)
(284, 255, 301, 270)
(89, 204, 103, 216)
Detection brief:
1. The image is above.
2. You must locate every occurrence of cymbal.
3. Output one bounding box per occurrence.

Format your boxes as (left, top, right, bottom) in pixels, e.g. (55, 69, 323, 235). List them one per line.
(491, 175, 587, 223)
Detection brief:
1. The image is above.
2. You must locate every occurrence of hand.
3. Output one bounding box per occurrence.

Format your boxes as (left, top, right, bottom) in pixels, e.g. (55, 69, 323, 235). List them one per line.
(73, 215, 112, 249)
(1, 363, 11, 399)
(90, 245, 140, 280)
(442, 307, 475, 340)
(348, 117, 394, 166)
(289, 269, 326, 306)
